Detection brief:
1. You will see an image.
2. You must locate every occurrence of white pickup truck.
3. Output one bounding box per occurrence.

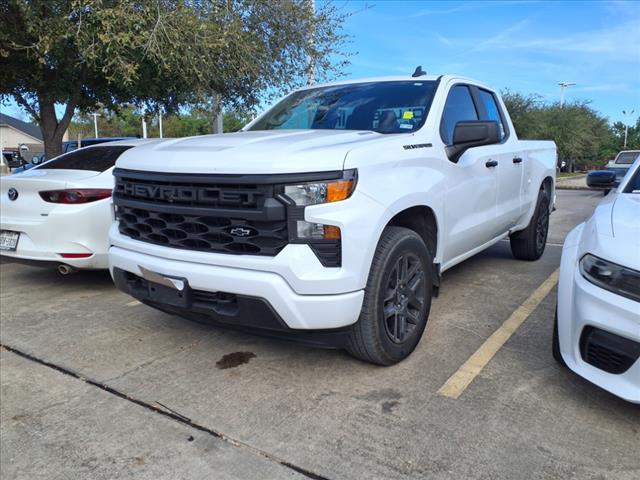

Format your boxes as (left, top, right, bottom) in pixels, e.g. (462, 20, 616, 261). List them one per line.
(109, 74, 556, 365)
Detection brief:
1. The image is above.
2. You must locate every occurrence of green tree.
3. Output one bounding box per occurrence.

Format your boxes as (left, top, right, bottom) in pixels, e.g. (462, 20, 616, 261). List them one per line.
(502, 91, 620, 169)
(0, 0, 350, 157)
(611, 118, 640, 150)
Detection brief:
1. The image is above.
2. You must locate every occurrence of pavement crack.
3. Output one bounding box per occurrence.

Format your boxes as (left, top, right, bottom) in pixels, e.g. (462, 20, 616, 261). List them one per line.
(100, 350, 183, 383)
(1, 343, 333, 480)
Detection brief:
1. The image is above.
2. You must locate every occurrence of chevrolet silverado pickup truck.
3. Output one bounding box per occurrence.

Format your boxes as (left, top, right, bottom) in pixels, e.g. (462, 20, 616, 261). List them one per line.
(109, 74, 556, 365)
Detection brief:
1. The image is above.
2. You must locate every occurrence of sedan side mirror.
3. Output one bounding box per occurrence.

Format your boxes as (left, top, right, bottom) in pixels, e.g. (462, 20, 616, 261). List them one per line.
(446, 121, 501, 163)
(587, 171, 618, 190)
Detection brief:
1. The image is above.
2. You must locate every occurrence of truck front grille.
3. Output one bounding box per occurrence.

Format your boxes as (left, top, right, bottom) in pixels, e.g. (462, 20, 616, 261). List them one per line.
(117, 205, 289, 256)
(113, 169, 289, 257)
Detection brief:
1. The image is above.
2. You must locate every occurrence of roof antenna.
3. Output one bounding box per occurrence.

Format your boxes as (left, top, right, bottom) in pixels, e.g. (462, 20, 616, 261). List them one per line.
(412, 65, 427, 78)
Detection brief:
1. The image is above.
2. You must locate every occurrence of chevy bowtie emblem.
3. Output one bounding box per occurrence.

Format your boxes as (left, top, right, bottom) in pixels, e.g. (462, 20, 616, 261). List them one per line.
(230, 227, 252, 237)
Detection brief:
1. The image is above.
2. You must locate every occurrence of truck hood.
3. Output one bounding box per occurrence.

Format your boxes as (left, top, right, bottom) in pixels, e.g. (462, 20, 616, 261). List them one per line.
(115, 130, 387, 174)
(611, 194, 640, 246)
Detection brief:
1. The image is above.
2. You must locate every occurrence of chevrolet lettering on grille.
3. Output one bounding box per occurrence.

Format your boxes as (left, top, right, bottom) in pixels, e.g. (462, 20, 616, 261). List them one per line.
(117, 181, 262, 207)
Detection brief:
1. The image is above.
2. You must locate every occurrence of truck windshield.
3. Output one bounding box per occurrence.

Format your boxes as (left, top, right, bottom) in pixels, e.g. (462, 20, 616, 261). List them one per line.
(248, 81, 438, 134)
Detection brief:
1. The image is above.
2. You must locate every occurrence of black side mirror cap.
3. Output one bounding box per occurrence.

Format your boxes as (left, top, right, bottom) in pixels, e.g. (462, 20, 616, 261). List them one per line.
(446, 121, 501, 163)
(587, 170, 617, 189)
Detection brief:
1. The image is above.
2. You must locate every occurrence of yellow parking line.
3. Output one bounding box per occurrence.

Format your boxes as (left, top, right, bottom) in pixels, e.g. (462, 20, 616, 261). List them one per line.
(437, 268, 560, 399)
(126, 300, 142, 306)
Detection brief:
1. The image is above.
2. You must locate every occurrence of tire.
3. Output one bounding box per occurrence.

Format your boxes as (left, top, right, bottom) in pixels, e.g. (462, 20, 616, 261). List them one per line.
(509, 191, 550, 261)
(347, 226, 433, 365)
(552, 308, 566, 367)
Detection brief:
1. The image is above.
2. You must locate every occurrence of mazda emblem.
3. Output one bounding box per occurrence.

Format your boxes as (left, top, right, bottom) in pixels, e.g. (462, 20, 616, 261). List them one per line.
(230, 227, 252, 237)
(7, 188, 18, 201)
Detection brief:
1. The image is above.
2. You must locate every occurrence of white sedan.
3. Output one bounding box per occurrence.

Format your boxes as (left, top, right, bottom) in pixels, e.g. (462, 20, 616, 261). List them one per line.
(555, 158, 640, 403)
(0, 139, 159, 273)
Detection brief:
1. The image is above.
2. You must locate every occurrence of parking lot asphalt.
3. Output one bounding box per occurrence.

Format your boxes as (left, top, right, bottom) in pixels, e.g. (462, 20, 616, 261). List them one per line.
(1, 189, 638, 480)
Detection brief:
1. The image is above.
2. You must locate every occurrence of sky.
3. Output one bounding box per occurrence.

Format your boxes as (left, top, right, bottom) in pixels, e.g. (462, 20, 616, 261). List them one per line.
(335, 0, 640, 125)
(2, 0, 639, 126)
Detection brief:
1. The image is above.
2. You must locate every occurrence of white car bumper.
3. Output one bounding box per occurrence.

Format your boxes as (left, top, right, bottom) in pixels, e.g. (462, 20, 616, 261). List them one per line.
(558, 226, 640, 403)
(109, 245, 364, 331)
(1, 201, 111, 269)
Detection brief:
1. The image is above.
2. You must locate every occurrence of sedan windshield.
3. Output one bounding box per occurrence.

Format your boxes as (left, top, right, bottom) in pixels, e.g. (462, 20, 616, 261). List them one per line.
(248, 81, 438, 134)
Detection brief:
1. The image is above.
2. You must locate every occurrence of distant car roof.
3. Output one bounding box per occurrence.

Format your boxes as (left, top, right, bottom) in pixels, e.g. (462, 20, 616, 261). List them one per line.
(80, 137, 136, 142)
(79, 138, 165, 148)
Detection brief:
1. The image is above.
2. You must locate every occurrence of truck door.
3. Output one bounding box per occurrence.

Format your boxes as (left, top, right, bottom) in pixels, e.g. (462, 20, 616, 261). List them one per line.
(440, 85, 499, 262)
(474, 88, 523, 231)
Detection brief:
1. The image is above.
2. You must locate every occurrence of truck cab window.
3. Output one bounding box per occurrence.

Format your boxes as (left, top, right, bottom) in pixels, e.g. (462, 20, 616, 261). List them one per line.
(441, 85, 478, 145)
(478, 89, 506, 140)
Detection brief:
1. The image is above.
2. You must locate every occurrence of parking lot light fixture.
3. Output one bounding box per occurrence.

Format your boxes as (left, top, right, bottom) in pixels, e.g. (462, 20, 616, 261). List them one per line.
(558, 82, 576, 108)
(91, 112, 100, 137)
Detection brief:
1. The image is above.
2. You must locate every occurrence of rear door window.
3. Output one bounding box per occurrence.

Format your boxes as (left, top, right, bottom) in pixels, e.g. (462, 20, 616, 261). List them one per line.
(477, 89, 507, 140)
(441, 85, 478, 145)
(38, 146, 133, 172)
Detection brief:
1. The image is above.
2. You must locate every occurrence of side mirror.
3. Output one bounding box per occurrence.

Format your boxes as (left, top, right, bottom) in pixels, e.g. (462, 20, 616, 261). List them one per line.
(587, 171, 618, 190)
(446, 121, 501, 163)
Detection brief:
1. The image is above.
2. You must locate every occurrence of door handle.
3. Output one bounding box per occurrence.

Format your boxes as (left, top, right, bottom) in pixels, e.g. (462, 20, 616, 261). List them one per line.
(513, 157, 523, 164)
(485, 160, 498, 168)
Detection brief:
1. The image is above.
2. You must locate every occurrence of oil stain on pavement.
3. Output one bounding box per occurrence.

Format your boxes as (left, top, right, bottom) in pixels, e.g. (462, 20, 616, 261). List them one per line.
(215, 352, 256, 369)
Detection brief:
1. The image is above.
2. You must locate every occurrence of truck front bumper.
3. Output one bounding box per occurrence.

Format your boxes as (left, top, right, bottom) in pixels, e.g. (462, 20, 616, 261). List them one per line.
(109, 246, 364, 335)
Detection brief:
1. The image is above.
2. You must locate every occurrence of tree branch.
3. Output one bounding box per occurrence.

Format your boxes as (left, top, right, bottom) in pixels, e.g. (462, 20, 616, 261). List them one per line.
(54, 98, 78, 138)
(13, 93, 40, 122)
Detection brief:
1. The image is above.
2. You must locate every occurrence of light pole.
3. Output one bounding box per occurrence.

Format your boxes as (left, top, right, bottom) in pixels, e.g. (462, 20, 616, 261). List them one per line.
(91, 112, 101, 137)
(558, 82, 576, 108)
(622, 110, 635, 148)
(158, 108, 163, 139)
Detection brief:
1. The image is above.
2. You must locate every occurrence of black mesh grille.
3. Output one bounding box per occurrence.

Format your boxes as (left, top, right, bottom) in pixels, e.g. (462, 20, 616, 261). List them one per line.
(113, 170, 289, 256)
(117, 205, 288, 256)
(580, 326, 640, 375)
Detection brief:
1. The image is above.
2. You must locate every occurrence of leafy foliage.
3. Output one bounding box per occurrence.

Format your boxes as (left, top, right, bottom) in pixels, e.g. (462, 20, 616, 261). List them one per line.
(0, 0, 350, 157)
(502, 91, 637, 167)
(67, 107, 251, 139)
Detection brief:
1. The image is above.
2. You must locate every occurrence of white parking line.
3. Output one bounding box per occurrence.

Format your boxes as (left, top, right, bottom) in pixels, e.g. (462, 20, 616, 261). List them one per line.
(126, 300, 141, 306)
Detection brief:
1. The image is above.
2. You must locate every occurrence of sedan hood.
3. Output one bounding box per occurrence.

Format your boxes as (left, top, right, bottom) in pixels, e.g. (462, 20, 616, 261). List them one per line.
(612, 194, 640, 246)
(115, 130, 387, 174)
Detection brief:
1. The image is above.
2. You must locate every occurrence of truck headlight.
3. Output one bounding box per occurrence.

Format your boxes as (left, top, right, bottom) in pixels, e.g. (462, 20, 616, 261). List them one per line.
(284, 169, 357, 206)
(579, 254, 640, 302)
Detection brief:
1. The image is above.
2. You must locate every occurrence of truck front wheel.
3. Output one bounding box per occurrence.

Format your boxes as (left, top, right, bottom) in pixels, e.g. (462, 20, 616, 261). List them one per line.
(509, 191, 550, 261)
(347, 226, 433, 365)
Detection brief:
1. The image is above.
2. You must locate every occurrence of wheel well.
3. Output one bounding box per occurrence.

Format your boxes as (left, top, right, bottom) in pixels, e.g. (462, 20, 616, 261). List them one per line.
(541, 176, 554, 201)
(386, 206, 438, 258)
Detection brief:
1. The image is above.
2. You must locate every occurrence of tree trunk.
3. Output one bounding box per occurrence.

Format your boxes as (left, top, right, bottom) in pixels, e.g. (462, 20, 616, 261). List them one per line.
(38, 94, 76, 159)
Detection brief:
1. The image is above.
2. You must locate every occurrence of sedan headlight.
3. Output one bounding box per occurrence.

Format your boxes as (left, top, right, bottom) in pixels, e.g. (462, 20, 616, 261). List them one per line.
(580, 254, 640, 302)
(284, 170, 357, 206)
